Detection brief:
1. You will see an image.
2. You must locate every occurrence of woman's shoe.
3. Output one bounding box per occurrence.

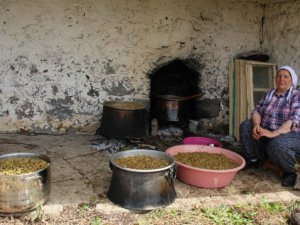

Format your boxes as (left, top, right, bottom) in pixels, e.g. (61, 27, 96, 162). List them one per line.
(243, 158, 259, 170)
(281, 172, 297, 187)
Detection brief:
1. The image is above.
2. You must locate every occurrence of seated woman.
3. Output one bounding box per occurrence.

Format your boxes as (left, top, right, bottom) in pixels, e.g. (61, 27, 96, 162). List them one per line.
(239, 65, 300, 187)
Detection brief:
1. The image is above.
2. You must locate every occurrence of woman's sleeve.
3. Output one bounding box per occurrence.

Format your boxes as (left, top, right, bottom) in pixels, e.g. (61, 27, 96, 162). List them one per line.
(251, 91, 270, 116)
(289, 91, 300, 129)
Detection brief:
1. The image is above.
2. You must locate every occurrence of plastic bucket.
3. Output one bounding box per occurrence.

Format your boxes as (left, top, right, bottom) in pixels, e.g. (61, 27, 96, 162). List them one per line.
(183, 136, 222, 147)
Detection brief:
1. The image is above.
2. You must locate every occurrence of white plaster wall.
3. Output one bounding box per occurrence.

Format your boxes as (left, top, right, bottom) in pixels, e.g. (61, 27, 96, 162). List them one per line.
(0, 0, 264, 134)
(263, 1, 300, 79)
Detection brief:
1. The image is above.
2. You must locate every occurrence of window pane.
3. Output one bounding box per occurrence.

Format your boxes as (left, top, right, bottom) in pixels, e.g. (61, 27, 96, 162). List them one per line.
(253, 66, 273, 88)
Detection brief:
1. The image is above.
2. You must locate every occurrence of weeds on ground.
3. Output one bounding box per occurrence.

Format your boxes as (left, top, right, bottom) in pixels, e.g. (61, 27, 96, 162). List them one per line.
(136, 200, 300, 225)
(91, 215, 102, 225)
(1, 200, 300, 225)
(29, 203, 44, 223)
(201, 205, 256, 224)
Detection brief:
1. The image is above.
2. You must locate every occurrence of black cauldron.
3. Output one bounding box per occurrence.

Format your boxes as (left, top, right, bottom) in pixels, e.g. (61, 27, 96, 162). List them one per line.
(98, 101, 147, 139)
(107, 149, 177, 211)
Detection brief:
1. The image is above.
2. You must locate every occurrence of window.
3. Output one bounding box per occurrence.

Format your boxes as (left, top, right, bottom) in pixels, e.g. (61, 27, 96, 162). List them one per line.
(229, 59, 276, 141)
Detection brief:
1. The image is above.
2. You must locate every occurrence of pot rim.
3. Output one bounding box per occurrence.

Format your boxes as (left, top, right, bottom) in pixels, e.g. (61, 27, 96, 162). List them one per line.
(104, 101, 146, 111)
(166, 145, 245, 173)
(110, 149, 176, 173)
(175, 160, 243, 173)
(183, 136, 223, 147)
(155, 92, 203, 101)
(0, 152, 51, 177)
(155, 95, 185, 101)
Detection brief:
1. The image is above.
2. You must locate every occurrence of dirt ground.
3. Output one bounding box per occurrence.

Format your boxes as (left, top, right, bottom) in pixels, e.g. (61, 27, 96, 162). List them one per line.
(0, 132, 299, 224)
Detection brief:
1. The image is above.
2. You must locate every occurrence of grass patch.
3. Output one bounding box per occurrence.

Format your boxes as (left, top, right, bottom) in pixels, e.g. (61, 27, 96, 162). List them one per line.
(1, 200, 299, 225)
(135, 200, 300, 225)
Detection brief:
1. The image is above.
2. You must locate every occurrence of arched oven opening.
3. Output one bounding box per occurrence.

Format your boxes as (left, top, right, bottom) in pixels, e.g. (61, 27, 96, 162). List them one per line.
(149, 59, 202, 134)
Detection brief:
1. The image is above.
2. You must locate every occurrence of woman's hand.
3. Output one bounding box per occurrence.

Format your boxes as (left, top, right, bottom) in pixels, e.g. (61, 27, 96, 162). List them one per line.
(258, 120, 292, 139)
(259, 128, 278, 138)
(252, 127, 279, 139)
(251, 112, 262, 140)
(252, 125, 261, 140)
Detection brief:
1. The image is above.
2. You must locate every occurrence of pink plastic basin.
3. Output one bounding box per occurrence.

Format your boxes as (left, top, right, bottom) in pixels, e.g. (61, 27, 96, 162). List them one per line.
(183, 136, 222, 147)
(166, 145, 245, 188)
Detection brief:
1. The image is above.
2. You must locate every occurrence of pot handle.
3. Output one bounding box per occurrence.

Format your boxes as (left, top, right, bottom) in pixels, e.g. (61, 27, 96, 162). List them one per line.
(165, 165, 177, 181)
(23, 175, 41, 181)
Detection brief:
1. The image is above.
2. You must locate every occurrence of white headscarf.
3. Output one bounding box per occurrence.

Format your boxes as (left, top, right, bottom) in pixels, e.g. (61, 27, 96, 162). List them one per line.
(277, 65, 298, 88)
(266, 65, 298, 103)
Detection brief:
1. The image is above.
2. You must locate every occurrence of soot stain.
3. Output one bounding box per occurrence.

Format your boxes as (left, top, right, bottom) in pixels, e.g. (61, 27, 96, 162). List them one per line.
(15, 101, 35, 119)
(9, 96, 19, 104)
(52, 86, 58, 95)
(30, 64, 38, 75)
(46, 96, 75, 121)
(30, 124, 53, 134)
(105, 81, 133, 96)
(87, 84, 99, 97)
(103, 59, 115, 75)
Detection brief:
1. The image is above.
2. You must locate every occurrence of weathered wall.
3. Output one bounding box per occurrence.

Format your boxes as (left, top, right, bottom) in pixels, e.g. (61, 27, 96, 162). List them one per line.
(0, 0, 264, 134)
(263, 1, 300, 78)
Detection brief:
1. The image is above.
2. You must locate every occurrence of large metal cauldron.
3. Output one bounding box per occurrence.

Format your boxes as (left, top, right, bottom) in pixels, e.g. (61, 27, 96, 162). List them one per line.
(99, 101, 147, 139)
(0, 152, 51, 215)
(107, 149, 176, 211)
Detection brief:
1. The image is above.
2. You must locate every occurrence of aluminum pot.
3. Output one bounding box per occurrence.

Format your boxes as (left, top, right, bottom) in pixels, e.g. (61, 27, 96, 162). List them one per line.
(0, 152, 51, 215)
(98, 101, 147, 139)
(153, 93, 202, 122)
(153, 95, 189, 122)
(107, 149, 176, 211)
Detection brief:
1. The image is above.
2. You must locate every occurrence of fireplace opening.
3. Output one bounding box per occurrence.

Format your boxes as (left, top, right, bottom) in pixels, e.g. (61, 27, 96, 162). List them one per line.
(149, 59, 201, 131)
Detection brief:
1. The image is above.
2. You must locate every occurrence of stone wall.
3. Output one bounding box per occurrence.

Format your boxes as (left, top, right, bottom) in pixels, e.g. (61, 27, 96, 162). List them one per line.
(0, 0, 264, 134)
(263, 0, 300, 77)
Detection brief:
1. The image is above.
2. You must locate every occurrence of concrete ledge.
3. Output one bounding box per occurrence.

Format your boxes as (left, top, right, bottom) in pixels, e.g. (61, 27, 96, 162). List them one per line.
(169, 191, 300, 210)
(42, 204, 64, 217)
(37, 190, 300, 217)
